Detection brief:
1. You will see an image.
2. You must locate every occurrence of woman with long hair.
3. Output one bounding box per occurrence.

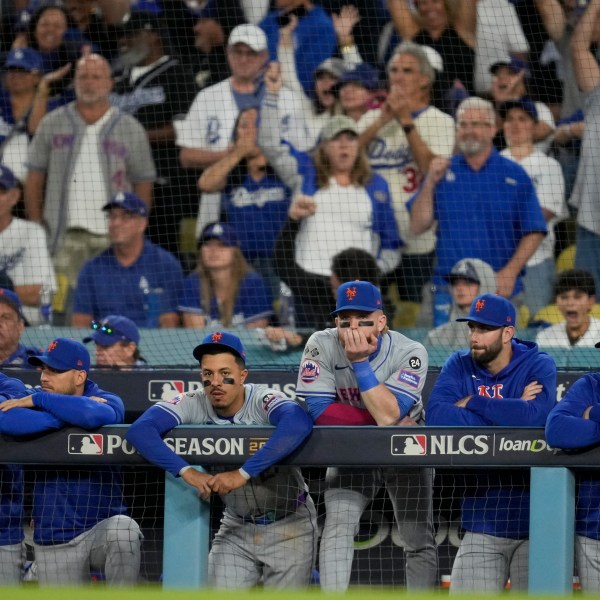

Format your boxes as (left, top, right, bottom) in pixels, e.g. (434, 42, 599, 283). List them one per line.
(179, 222, 273, 329)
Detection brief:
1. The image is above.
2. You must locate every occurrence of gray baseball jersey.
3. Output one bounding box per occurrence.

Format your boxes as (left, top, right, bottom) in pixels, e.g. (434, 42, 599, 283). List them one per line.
(156, 383, 307, 519)
(296, 328, 428, 421)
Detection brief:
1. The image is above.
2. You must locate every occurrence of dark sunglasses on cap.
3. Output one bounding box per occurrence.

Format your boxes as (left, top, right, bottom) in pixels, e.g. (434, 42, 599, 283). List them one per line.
(91, 321, 120, 336)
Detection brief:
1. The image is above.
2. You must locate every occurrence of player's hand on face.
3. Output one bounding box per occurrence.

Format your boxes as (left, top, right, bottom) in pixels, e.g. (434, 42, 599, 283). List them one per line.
(343, 327, 377, 362)
(181, 469, 213, 501)
(521, 381, 543, 401)
(0, 396, 34, 412)
(207, 470, 248, 495)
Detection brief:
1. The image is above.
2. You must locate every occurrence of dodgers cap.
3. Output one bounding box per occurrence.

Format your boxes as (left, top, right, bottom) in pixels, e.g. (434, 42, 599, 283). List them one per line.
(456, 294, 516, 328)
(198, 222, 239, 247)
(5, 47, 42, 72)
(102, 191, 148, 217)
(490, 57, 529, 78)
(193, 331, 247, 365)
(83, 315, 140, 346)
(499, 98, 538, 122)
(28, 338, 91, 372)
(445, 259, 481, 285)
(338, 62, 379, 91)
(332, 280, 383, 315)
(314, 57, 345, 79)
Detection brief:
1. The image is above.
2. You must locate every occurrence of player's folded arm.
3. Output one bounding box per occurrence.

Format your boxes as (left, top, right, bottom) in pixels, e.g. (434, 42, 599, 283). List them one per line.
(0, 407, 64, 436)
(126, 406, 189, 476)
(425, 398, 491, 426)
(32, 391, 124, 428)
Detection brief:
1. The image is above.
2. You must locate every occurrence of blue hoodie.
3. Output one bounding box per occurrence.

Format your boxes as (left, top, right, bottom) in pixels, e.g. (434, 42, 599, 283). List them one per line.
(427, 339, 557, 538)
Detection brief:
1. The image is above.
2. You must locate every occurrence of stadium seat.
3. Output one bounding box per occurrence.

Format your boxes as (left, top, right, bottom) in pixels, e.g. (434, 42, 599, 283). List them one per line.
(179, 217, 198, 256)
(533, 303, 600, 324)
(556, 244, 576, 273)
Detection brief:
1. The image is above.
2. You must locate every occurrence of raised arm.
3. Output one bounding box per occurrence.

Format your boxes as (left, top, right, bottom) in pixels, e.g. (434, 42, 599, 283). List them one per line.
(387, 0, 421, 40)
(571, 0, 600, 93)
(408, 156, 449, 234)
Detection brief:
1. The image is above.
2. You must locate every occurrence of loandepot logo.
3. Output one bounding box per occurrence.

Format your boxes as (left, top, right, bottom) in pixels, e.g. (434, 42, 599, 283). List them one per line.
(497, 437, 552, 452)
(68, 433, 103, 455)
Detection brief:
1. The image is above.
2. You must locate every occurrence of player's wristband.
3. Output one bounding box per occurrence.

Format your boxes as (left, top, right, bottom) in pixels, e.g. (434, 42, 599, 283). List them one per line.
(178, 465, 192, 477)
(352, 361, 379, 392)
(238, 467, 251, 481)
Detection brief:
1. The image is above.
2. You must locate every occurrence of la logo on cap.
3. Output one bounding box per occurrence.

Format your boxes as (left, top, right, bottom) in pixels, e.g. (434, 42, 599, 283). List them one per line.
(115, 192, 125, 202)
(211, 332, 223, 342)
(211, 224, 223, 236)
(346, 287, 358, 301)
(475, 298, 486, 312)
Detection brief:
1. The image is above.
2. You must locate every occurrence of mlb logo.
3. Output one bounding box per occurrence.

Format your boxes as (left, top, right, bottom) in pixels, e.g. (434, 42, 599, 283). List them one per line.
(391, 434, 427, 456)
(149, 380, 185, 402)
(68, 434, 103, 455)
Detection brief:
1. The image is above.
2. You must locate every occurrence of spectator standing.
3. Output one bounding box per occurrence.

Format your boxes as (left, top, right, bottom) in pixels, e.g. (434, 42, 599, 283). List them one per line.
(0, 338, 142, 586)
(83, 314, 147, 367)
(260, 63, 401, 328)
(24, 52, 156, 308)
(71, 192, 183, 328)
(127, 331, 317, 589)
(408, 97, 546, 323)
(427, 294, 557, 592)
(358, 41, 455, 321)
(545, 351, 600, 592)
(569, 0, 600, 292)
(536, 269, 600, 347)
(0, 164, 56, 325)
(500, 99, 567, 318)
(0, 288, 40, 368)
(110, 12, 198, 258)
(296, 280, 437, 590)
(260, 0, 337, 98)
(180, 222, 273, 329)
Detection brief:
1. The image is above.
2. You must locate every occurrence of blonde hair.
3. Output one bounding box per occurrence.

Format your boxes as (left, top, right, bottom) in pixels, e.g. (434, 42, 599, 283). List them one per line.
(313, 142, 372, 188)
(197, 246, 251, 326)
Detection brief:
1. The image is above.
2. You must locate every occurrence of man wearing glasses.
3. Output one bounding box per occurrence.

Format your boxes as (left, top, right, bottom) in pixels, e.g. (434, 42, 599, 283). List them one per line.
(71, 191, 183, 328)
(295, 280, 438, 590)
(0, 337, 142, 585)
(83, 315, 146, 368)
(408, 96, 546, 324)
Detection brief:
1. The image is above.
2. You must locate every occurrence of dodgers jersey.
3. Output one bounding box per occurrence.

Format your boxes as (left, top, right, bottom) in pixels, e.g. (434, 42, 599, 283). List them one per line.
(135, 384, 308, 520)
(296, 329, 428, 422)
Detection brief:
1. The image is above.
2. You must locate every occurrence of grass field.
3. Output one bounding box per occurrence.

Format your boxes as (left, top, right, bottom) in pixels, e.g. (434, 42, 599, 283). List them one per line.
(0, 587, 586, 600)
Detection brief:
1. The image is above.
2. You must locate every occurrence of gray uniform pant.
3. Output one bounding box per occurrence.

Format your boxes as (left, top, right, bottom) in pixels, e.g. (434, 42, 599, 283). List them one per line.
(319, 467, 438, 590)
(34, 515, 142, 585)
(450, 531, 528, 593)
(209, 498, 317, 589)
(0, 543, 23, 584)
(576, 534, 600, 592)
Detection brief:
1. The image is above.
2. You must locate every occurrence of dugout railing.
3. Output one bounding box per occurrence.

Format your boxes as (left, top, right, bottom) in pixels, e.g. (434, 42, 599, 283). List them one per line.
(1, 424, 593, 593)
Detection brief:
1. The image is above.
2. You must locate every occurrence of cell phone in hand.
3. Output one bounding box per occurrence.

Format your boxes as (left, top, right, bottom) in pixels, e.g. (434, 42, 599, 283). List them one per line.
(277, 5, 308, 28)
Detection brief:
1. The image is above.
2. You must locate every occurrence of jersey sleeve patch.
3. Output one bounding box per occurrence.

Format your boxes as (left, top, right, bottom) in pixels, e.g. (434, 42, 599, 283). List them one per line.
(262, 393, 288, 413)
(300, 359, 320, 383)
(397, 370, 421, 388)
(166, 393, 185, 405)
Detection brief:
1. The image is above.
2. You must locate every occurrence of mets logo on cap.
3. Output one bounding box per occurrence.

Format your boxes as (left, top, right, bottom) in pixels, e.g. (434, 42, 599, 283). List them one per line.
(211, 332, 223, 343)
(346, 287, 358, 301)
(475, 298, 486, 312)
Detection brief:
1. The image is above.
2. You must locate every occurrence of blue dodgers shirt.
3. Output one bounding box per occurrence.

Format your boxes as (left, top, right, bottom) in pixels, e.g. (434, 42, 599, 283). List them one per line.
(73, 240, 184, 325)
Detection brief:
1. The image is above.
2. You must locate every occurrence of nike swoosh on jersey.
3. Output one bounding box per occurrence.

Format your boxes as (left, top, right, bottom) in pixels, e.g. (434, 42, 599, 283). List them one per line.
(334, 365, 350, 370)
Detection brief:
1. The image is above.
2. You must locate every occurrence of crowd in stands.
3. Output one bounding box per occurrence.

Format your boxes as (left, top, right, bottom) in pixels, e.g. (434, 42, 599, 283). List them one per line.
(0, 0, 599, 354)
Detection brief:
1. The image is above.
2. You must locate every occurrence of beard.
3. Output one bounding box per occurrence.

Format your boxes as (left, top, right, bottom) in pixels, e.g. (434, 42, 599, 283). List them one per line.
(457, 137, 488, 156)
(471, 334, 503, 367)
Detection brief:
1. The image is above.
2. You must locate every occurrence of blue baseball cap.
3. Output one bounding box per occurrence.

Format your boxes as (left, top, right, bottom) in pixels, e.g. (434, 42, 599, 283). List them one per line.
(456, 294, 516, 328)
(0, 288, 23, 318)
(499, 98, 538, 122)
(198, 222, 239, 247)
(83, 315, 140, 346)
(192, 331, 247, 365)
(338, 62, 380, 91)
(0, 165, 18, 190)
(5, 47, 43, 72)
(28, 338, 91, 372)
(332, 281, 383, 315)
(490, 57, 529, 79)
(102, 192, 148, 217)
